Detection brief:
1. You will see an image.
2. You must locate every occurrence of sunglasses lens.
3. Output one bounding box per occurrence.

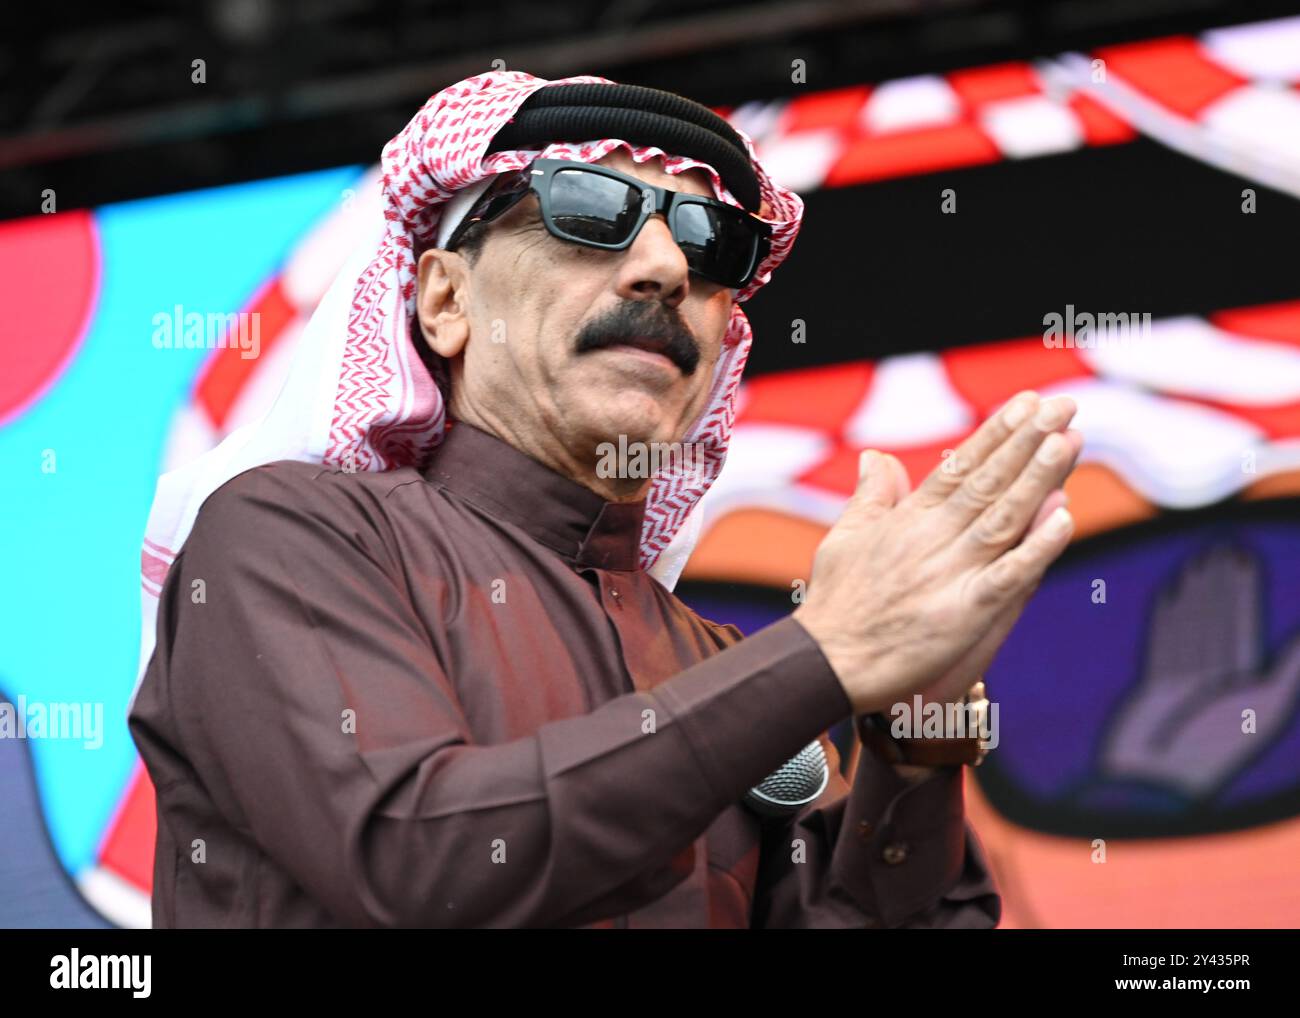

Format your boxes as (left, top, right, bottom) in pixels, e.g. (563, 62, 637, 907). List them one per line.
(673, 201, 760, 287)
(543, 163, 764, 287)
(550, 169, 641, 245)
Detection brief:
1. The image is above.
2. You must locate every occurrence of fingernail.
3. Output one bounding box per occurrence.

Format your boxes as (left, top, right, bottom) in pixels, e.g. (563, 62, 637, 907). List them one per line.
(1045, 506, 1073, 538)
(1034, 397, 1072, 430)
(1003, 393, 1036, 429)
(1035, 432, 1066, 465)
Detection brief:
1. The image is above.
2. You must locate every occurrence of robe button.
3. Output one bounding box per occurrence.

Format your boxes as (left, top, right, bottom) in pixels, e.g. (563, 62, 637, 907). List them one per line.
(609, 586, 623, 608)
(856, 820, 873, 839)
(882, 841, 909, 865)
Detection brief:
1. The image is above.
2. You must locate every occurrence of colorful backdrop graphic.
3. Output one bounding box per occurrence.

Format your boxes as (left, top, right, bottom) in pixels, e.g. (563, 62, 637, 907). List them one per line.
(2, 15, 1298, 928)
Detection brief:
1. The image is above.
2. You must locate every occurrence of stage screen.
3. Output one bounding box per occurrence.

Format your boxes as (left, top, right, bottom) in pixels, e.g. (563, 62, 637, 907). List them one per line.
(3, 14, 1299, 928)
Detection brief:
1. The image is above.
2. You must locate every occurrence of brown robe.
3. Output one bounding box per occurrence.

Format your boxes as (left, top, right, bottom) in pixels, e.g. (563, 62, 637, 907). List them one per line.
(128, 419, 1000, 927)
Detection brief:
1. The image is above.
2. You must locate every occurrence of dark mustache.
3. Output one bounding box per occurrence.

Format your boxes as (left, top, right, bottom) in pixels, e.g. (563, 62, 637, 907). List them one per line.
(574, 301, 700, 376)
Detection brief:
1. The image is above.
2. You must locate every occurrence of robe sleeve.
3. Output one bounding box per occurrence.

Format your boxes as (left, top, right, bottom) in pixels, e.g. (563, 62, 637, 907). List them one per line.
(747, 723, 1003, 928)
(141, 463, 856, 928)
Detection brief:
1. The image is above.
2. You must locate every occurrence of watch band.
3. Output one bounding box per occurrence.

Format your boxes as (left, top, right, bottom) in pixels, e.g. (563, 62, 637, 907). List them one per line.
(857, 685, 991, 768)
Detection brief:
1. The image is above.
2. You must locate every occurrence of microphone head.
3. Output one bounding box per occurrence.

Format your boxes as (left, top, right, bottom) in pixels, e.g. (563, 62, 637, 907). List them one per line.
(742, 739, 830, 819)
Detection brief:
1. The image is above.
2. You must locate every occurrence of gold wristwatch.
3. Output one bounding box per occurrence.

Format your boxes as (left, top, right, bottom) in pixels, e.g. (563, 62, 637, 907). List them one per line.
(856, 681, 991, 768)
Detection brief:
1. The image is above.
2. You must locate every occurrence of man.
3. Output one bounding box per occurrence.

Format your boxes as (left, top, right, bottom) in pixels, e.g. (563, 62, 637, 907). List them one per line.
(128, 72, 1082, 928)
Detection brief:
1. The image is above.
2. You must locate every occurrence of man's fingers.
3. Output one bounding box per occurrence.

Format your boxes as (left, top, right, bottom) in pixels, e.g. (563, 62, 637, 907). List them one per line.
(1024, 430, 1082, 531)
(972, 503, 1075, 607)
(887, 452, 912, 502)
(938, 395, 1077, 534)
(1024, 431, 1082, 530)
(911, 390, 1041, 508)
(1029, 487, 1069, 533)
(845, 449, 902, 521)
(960, 424, 1082, 558)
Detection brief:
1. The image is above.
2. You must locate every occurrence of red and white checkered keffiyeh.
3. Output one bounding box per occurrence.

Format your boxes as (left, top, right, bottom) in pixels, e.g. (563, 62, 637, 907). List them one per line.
(131, 69, 803, 706)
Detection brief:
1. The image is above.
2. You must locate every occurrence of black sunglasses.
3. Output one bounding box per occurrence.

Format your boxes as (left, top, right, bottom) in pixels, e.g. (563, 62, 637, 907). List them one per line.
(444, 157, 772, 289)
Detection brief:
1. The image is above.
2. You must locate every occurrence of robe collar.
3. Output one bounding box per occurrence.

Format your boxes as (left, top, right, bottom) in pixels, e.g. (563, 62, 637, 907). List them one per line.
(421, 418, 646, 572)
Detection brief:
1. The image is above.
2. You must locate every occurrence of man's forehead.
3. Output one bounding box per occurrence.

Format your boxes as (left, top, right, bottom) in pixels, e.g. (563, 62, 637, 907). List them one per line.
(590, 149, 715, 198)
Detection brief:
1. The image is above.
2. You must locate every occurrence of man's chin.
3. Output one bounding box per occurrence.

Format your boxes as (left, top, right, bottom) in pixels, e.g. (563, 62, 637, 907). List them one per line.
(566, 395, 683, 456)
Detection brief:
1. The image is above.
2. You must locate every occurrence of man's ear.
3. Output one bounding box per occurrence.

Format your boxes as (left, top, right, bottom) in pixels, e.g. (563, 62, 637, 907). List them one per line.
(415, 248, 471, 358)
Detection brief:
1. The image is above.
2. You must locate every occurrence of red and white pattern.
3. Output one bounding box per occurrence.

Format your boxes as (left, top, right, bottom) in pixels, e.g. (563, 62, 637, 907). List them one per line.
(729, 60, 1136, 194)
(1042, 17, 1300, 200)
(726, 15, 1300, 196)
(131, 70, 804, 716)
(705, 300, 1300, 529)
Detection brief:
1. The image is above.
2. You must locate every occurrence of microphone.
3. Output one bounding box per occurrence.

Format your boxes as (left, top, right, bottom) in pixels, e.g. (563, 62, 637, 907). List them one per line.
(742, 739, 830, 818)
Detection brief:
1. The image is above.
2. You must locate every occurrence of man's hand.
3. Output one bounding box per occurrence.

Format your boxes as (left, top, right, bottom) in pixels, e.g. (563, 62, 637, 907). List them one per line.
(912, 482, 1074, 706)
(793, 390, 1083, 716)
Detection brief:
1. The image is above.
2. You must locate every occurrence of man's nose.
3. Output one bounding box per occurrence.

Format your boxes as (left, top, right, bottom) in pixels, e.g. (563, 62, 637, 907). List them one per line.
(613, 214, 690, 307)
